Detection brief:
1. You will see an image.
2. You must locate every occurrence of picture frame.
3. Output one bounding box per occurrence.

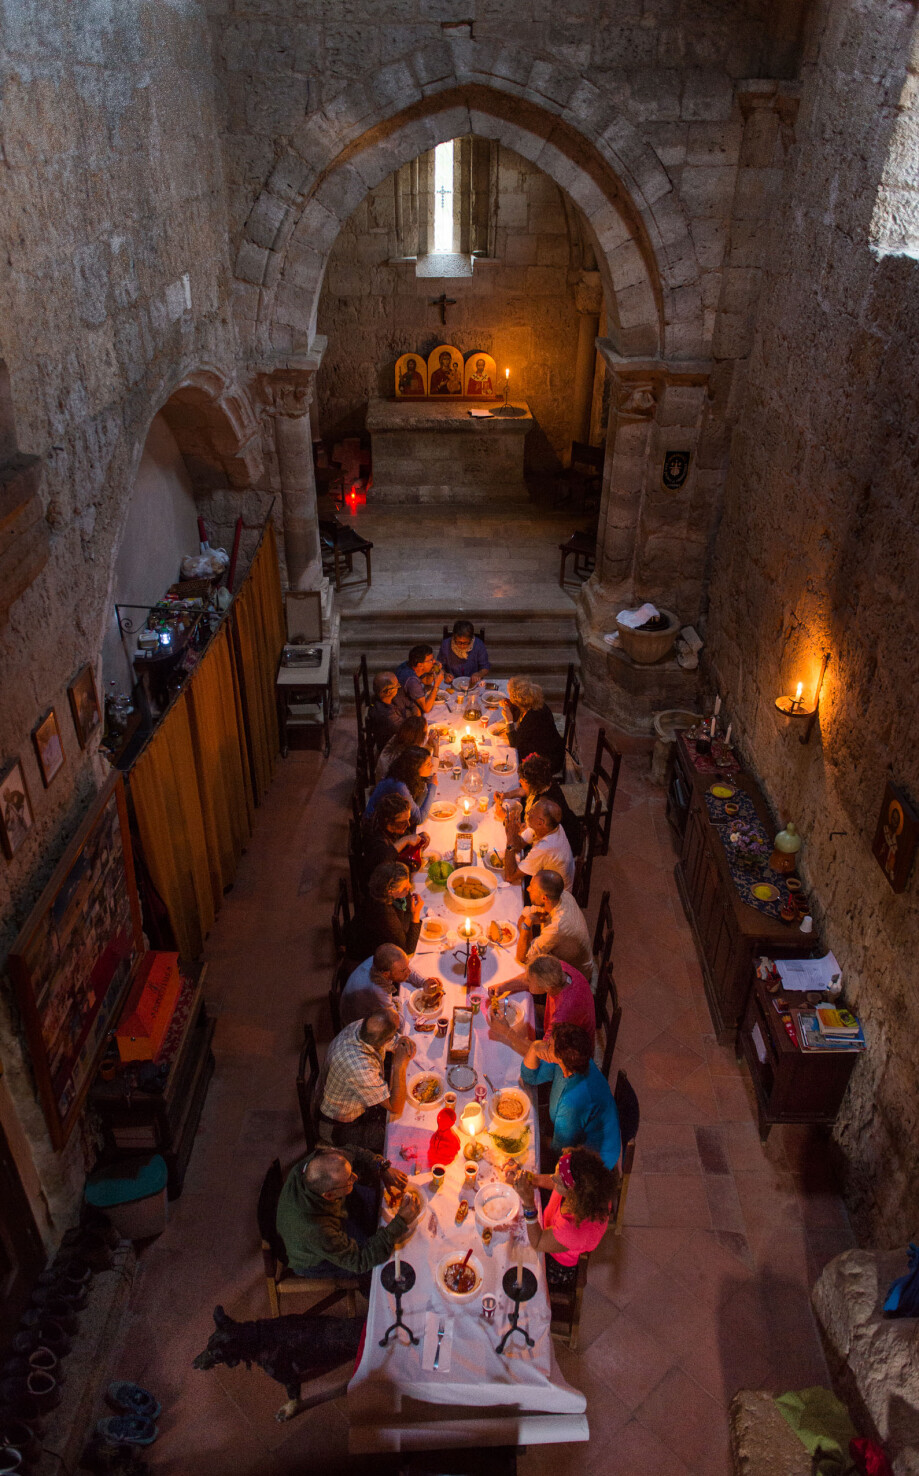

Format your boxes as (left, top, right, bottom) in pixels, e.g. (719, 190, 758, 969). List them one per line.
(0, 758, 35, 860)
(8, 774, 144, 1148)
(872, 779, 919, 894)
(68, 664, 101, 749)
(32, 708, 66, 788)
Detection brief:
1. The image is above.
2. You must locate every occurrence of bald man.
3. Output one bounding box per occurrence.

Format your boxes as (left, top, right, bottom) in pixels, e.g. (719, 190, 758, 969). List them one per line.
(277, 1144, 422, 1280)
(319, 1009, 416, 1151)
(503, 798, 575, 891)
(340, 943, 440, 1025)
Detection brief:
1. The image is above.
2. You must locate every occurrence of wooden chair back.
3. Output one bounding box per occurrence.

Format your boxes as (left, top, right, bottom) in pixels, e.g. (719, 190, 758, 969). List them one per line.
(548, 1251, 591, 1351)
(591, 728, 622, 857)
(327, 959, 350, 1038)
(331, 877, 351, 959)
(358, 653, 371, 709)
(258, 1156, 359, 1318)
(562, 662, 576, 718)
(611, 1070, 640, 1236)
(595, 953, 622, 1081)
(295, 1024, 321, 1151)
(351, 780, 367, 829)
(347, 819, 366, 904)
(572, 776, 601, 907)
(593, 889, 614, 973)
(562, 675, 580, 755)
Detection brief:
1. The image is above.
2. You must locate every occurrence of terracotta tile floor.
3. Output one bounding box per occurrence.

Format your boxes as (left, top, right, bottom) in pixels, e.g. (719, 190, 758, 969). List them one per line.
(107, 704, 853, 1475)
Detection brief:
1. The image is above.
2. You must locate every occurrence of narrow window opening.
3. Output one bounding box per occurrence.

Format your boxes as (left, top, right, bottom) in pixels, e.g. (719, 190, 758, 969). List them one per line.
(433, 141, 455, 254)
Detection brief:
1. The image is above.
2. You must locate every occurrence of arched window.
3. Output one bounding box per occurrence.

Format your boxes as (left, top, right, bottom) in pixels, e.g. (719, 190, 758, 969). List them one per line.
(392, 136, 498, 278)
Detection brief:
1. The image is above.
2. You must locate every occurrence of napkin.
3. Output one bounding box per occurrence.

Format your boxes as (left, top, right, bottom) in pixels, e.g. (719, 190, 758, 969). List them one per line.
(422, 1310, 454, 1373)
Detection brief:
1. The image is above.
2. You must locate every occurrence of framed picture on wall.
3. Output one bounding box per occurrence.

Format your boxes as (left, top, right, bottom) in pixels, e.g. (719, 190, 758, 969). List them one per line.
(32, 709, 66, 788)
(0, 759, 34, 860)
(68, 664, 101, 749)
(872, 780, 919, 893)
(7, 774, 144, 1148)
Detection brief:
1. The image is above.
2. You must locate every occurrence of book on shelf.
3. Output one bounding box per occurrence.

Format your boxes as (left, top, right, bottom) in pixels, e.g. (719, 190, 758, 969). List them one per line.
(815, 1005, 860, 1037)
(795, 1010, 866, 1052)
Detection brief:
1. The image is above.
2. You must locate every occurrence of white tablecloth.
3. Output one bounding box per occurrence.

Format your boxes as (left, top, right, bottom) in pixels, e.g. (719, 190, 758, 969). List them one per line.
(347, 707, 587, 1448)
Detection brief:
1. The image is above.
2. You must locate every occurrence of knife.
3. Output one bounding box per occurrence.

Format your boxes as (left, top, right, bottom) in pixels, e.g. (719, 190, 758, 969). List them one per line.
(432, 1319, 446, 1370)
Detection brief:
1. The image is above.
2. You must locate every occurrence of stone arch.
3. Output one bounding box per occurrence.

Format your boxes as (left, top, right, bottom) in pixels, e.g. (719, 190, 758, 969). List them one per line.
(233, 41, 703, 362)
(156, 366, 263, 492)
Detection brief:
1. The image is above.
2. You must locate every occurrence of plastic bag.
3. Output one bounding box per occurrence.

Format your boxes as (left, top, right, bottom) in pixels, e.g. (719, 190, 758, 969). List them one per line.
(180, 548, 229, 580)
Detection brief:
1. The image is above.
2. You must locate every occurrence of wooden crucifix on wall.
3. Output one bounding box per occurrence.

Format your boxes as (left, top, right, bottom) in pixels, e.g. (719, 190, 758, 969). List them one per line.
(429, 293, 457, 324)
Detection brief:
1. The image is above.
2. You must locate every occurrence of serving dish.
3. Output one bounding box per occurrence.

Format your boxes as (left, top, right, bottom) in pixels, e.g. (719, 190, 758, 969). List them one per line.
(445, 866, 498, 914)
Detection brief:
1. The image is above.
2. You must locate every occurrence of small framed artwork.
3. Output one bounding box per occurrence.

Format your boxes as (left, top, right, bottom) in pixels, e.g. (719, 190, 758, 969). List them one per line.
(872, 780, 919, 893)
(0, 758, 35, 860)
(32, 709, 66, 788)
(394, 352, 427, 398)
(68, 664, 101, 749)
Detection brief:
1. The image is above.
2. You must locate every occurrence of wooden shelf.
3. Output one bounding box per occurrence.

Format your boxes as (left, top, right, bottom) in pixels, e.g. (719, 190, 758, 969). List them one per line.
(739, 975, 858, 1138)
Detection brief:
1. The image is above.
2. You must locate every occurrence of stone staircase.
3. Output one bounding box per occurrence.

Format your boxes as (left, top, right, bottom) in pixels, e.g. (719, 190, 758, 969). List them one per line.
(338, 606, 579, 708)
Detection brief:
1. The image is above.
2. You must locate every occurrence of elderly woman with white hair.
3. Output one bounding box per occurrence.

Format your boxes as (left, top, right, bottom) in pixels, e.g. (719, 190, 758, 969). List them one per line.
(501, 676, 565, 773)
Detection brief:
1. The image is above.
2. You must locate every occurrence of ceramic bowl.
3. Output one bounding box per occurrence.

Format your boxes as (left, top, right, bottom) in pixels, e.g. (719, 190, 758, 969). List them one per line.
(445, 865, 497, 915)
(435, 1252, 484, 1304)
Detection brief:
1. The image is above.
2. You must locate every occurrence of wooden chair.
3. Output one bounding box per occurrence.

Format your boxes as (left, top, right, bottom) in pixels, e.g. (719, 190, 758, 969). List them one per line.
(331, 877, 351, 960)
(572, 776, 601, 909)
(592, 728, 622, 856)
(328, 959, 349, 1037)
(558, 528, 596, 588)
(611, 1070, 640, 1236)
(357, 654, 371, 710)
(351, 779, 367, 829)
(548, 1251, 590, 1352)
(319, 517, 373, 593)
(258, 1158, 359, 1318)
(441, 625, 486, 644)
(595, 953, 623, 1081)
(347, 819, 366, 904)
(295, 1023, 321, 1151)
(558, 440, 604, 514)
(592, 889, 614, 975)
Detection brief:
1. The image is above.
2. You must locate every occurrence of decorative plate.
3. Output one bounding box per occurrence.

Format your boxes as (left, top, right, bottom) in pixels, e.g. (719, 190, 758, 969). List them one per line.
(430, 801, 458, 820)
(751, 882, 780, 902)
(446, 1064, 477, 1092)
(710, 783, 736, 799)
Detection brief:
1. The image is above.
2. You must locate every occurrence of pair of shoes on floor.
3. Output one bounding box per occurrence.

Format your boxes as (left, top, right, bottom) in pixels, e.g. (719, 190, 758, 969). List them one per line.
(96, 1383, 161, 1448)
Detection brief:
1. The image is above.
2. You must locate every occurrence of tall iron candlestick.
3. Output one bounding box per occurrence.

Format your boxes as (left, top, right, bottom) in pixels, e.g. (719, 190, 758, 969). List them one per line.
(379, 1259, 419, 1347)
(495, 1265, 537, 1355)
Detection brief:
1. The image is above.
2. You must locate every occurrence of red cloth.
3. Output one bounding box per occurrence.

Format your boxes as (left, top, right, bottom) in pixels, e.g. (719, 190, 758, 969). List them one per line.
(543, 964, 596, 1054)
(850, 1438, 894, 1476)
(543, 1189, 609, 1266)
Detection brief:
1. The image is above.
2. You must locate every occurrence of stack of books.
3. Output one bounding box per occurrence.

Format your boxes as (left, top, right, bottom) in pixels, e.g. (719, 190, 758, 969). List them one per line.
(795, 1005, 866, 1052)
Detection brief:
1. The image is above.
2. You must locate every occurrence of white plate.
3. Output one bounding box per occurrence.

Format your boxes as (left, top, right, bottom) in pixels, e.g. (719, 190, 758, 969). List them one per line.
(407, 1071, 447, 1110)
(408, 987, 446, 1017)
(488, 997, 524, 1029)
(381, 1186, 423, 1243)
(484, 920, 517, 947)
(420, 917, 450, 944)
(488, 721, 509, 740)
(429, 801, 458, 821)
(490, 756, 515, 774)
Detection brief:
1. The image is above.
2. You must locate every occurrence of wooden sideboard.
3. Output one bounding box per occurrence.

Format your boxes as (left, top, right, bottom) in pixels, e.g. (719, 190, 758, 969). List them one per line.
(670, 736, 814, 1040)
(739, 975, 859, 1137)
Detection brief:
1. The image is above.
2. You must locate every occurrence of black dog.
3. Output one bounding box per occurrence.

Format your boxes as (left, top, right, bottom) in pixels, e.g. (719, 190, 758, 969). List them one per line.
(193, 1306, 364, 1422)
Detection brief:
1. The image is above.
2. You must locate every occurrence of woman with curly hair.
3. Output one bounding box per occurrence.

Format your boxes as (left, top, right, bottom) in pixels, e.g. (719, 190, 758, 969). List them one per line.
(375, 714, 429, 781)
(501, 676, 565, 773)
(507, 1145, 619, 1267)
(495, 752, 581, 852)
(345, 860, 423, 960)
(364, 745, 437, 827)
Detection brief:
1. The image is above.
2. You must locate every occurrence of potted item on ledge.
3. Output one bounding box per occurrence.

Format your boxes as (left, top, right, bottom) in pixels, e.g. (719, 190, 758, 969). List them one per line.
(770, 822, 802, 875)
(615, 604, 681, 664)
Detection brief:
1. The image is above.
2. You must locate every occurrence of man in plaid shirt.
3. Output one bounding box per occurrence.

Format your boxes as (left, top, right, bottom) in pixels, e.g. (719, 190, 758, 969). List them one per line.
(319, 1008, 415, 1152)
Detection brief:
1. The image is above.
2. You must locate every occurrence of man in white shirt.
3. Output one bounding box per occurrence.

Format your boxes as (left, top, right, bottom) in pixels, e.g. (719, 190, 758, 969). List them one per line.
(339, 943, 439, 1026)
(502, 799, 574, 891)
(515, 869, 593, 975)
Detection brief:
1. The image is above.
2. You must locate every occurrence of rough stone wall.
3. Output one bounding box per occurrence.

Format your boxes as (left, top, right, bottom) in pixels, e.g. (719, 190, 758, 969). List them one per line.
(0, 0, 236, 1235)
(316, 148, 586, 469)
(706, 0, 919, 1246)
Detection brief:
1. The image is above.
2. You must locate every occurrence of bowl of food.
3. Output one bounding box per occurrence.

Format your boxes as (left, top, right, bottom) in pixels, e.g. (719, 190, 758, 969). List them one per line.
(490, 1086, 530, 1126)
(482, 848, 505, 872)
(408, 978, 446, 1015)
(473, 1181, 521, 1237)
(490, 754, 515, 774)
(446, 866, 498, 915)
(488, 720, 509, 740)
(408, 1072, 446, 1110)
(421, 916, 450, 945)
(483, 693, 504, 709)
(429, 800, 458, 821)
(436, 1251, 484, 1304)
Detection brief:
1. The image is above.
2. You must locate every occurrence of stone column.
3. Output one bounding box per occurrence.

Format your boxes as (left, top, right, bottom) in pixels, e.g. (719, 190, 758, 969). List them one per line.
(262, 372, 322, 591)
(577, 346, 712, 734)
(569, 272, 602, 450)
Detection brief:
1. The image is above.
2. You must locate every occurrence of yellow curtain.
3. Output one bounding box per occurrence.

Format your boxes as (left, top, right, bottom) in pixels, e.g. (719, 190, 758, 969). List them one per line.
(186, 624, 254, 897)
(230, 526, 286, 804)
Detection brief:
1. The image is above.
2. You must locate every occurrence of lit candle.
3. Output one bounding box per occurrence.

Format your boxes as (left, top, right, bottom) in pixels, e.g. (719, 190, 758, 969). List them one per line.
(794, 681, 803, 708)
(463, 798, 471, 815)
(714, 696, 721, 716)
(395, 1246, 401, 1280)
(464, 917, 472, 937)
(465, 726, 471, 737)
(515, 1245, 523, 1285)
(505, 368, 510, 381)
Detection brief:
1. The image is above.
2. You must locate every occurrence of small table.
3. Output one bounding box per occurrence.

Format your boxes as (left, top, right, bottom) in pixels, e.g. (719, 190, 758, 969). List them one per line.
(739, 974, 860, 1139)
(276, 643, 333, 756)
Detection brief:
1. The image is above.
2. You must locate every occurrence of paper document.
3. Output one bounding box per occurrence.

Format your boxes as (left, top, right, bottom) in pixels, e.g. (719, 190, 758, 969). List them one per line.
(751, 1023, 767, 1064)
(468, 408, 491, 418)
(774, 952, 841, 992)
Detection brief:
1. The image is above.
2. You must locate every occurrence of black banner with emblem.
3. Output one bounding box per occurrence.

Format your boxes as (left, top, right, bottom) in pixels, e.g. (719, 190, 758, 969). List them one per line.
(662, 450, 691, 491)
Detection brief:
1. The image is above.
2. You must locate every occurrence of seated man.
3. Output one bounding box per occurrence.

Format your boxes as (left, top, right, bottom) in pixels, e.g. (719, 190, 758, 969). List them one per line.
(520, 1023, 621, 1170)
(277, 1145, 422, 1282)
(437, 620, 490, 685)
(515, 869, 593, 976)
(340, 942, 440, 1026)
(503, 798, 574, 892)
(368, 671, 413, 747)
(395, 644, 442, 715)
(319, 1009, 415, 1152)
(487, 954, 595, 1055)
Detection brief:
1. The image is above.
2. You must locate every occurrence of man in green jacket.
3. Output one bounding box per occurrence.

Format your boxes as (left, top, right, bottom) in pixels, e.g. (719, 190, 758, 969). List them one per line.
(276, 1144, 422, 1280)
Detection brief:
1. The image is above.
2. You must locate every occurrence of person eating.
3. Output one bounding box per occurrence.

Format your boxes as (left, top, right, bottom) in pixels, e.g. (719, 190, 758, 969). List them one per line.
(318, 1008, 415, 1151)
(516, 869, 593, 975)
(359, 794, 427, 890)
(502, 798, 574, 891)
(506, 1146, 618, 1275)
(395, 645, 443, 715)
(437, 620, 490, 685)
(368, 671, 413, 746)
(364, 746, 437, 827)
(487, 954, 595, 1055)
(500, 677, 564, 773)
(495, 753, 581, 853)
(519, 1023, 621, 1169)
(276, 1145, 422, 1283)
(375, 714, 429, 781)
(340, 943, 440, 1025)
(346, 861, 423, 959)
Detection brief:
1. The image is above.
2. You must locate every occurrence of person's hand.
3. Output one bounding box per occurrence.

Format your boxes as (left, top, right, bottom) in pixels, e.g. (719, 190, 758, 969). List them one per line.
(381, 1163, 408, 1193)
(422, 975, 441, 992)
(533, 1038, 553, 1062)
(433, 669, 443, 687)
(506, 1165, 536, 1206)
(398, 1188, 423, 1225)
(418, 831, 430, 849)
(487, 1016, 512, 1045)
(410, 893, 424, 921)
(393, 1035, 416, 1064)
(494, 793, 506, 820)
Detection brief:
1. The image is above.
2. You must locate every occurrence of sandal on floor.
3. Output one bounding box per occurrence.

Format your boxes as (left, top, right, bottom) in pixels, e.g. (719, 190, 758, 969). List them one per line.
(95, 1416, 158, 1447)
(106, 1383, 161, 1420)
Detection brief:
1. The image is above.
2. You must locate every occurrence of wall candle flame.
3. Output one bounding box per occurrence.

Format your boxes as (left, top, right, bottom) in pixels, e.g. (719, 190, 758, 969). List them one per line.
(505, 368, 510, 379)
(795, 681, 803, 706)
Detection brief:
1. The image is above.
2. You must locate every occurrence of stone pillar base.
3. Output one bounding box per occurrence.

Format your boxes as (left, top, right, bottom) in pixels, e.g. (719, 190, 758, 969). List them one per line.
(577, 594, 699, 737)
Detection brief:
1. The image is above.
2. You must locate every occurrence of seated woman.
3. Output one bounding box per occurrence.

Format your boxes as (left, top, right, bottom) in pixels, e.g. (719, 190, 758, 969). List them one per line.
(364, 746, 437, 828)
(507, 1147, 618, 1278)
(360, 794, 427, 890)
(438, 620, 490, 686)
(519, 1023, 621, 1169)
(345, 861, 423, 960)
(375, 714, 429, 781)
(501, 677, 565, 773)
(495, 752, 581, 852)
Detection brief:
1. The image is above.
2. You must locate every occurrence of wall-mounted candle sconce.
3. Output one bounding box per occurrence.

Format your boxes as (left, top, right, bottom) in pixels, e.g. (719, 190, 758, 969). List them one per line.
(775, 653, 831, 744)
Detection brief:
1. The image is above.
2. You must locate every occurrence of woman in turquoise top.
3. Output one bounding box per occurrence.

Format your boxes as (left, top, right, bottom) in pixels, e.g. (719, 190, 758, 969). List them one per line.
(519, 1023, 621, 1169)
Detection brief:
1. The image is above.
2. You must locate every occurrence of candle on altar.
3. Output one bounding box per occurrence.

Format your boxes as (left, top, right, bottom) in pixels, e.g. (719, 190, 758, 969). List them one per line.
(725, 723, 732, 745)
(714, 695, 721, 716)
(395, 1246, 401, 1280)
(709, 716, 716, 738)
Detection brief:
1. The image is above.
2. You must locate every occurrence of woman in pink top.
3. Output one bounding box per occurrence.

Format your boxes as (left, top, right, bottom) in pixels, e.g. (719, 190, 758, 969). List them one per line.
(508, 1146, 618, 1267)
(487, 955, 596, 1055)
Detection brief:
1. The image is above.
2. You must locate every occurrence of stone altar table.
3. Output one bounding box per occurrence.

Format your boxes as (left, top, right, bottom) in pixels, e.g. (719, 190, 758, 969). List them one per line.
(366, 397, 532, 503)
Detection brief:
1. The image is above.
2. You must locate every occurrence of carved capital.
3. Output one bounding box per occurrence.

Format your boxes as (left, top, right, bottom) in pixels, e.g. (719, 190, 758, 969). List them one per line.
(617, 382, 658, 420)
(258, 372, 315, 420)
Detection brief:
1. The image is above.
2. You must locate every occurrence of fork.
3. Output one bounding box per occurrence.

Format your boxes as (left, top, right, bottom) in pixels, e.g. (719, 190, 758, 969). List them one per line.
(432, 1318, 446, 1370)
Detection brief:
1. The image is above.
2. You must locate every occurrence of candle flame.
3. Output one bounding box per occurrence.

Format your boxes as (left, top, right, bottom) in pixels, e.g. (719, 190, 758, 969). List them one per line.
(465, 725, 471, 736)
(464, 798, 470, 812)
(465, 917, 471, 935)
(505, 367, 510, 379)
(795, 681, 803, 703)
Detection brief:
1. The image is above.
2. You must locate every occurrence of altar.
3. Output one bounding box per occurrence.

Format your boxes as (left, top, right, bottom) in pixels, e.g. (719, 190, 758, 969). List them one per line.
(366, 398, 533, 504)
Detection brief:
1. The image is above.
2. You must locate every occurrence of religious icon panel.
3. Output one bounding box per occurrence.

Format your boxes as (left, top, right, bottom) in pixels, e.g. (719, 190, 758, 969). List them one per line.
(464, 352, 498, 399)
(427, 344, 464, 396)
(394, 352, 427, 398)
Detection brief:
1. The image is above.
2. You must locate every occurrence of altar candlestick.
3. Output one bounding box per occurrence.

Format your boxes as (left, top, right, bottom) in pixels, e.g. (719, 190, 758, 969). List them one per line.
(514, 1245, 523, 1286)
(504, 368, 510, 407)
(395, 1246, 401, 1280)
(709, 716, 716, 738)
(794, 681, 803, 709)
(714, 696, 721, 716)
(725, 723, 732, 745)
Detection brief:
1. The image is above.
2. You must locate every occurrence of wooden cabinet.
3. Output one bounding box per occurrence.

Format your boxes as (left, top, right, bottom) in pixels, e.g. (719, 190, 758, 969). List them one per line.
(739, 976, 858, 1137)
(673, 736, 811, 1041)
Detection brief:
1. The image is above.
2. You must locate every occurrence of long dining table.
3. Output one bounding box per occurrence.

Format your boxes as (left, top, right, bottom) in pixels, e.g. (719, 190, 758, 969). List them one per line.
(346, 686, 589, 1453)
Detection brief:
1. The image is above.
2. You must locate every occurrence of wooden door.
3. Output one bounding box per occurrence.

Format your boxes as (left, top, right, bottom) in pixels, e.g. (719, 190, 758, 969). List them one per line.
(0, 1116, 45, 1346)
